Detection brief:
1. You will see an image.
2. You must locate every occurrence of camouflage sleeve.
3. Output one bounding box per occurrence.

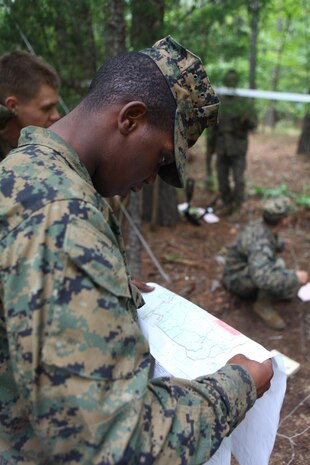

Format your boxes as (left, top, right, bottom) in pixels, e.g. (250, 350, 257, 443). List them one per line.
(242, 98, 257, 131)
(248, 239, 299, 299)
(4, 202, 257, 464)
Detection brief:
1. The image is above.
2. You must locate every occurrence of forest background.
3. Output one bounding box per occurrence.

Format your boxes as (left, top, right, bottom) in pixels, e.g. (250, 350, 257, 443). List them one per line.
(1, 0, 309, 126)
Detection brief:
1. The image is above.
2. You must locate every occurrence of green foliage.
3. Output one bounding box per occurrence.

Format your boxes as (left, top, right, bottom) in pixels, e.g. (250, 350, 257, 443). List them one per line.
(295, 194, 310, 207)
(251, 183, 310, 207)
(293, 185, 310, 206)
(0, 0, 103, 109)
(0, 0, 309, 122)
(251, 183, 291, 197)
(164, 0, 251, 83)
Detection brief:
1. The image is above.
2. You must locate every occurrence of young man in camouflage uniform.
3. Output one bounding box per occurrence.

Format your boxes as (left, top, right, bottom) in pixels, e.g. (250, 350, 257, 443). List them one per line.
(0, 36, 273, 464)
(223, 196, 308, 330)
(207, 69, 257, 217)
(0, 50, 60, 160)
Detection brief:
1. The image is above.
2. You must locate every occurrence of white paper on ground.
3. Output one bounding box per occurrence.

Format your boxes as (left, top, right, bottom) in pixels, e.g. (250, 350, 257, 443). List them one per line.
(203, 212, 220, 224)
(177, 202, 188, 213)
(190, 207, 220, 224)
(297, 282, 310, 301)
(177, 203, 220, 224)
(139, 283, 286, 465)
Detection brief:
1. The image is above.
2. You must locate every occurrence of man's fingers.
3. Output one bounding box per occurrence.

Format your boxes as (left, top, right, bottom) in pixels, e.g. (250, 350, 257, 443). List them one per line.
(131, 277, 155, 293)
(227, 355, 274, 398)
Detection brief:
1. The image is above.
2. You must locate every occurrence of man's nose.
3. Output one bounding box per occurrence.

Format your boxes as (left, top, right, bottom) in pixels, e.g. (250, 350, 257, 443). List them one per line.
(50, 108, 61, 122)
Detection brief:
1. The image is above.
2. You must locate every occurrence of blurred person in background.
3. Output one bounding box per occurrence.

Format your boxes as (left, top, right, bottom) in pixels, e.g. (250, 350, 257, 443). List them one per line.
(207, 69, 257, 219)
(223, 196, 308, 330)
(0, 50, 60, 160)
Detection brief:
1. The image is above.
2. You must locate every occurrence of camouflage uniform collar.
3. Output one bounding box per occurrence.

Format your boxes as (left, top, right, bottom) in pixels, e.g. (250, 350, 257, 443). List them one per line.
(18, 126, 93, 186)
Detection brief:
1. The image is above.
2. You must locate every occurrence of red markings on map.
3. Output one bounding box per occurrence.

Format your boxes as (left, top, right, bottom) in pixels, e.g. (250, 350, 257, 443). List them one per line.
(215, 319, 241, 336)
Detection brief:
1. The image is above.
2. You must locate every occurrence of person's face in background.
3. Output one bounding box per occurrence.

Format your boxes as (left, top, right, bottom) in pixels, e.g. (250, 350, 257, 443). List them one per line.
(9, 83, 60, 129)
(223, 70, 239, 88)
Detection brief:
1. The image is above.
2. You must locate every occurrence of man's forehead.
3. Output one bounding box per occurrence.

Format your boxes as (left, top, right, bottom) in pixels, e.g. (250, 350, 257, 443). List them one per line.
(31, 84, 59, 104)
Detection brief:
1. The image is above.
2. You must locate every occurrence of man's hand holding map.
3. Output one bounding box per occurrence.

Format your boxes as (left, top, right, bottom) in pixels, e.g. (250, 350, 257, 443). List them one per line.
(138, 283, 286, 465)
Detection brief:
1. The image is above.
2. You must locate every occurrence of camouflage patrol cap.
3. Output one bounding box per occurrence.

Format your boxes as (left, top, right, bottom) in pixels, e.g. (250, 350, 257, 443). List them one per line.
(140, 35, 219, 188)
(0, 104, 12, 130)
(263, 196, 295, 222)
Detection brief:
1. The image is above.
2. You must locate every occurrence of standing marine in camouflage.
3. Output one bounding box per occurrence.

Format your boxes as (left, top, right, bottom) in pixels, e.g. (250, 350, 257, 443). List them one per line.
(207, 69, 257, 216)
(223, 196, 308, 330)
(0, 36, 273, 464)
(0, 50, 60, 160)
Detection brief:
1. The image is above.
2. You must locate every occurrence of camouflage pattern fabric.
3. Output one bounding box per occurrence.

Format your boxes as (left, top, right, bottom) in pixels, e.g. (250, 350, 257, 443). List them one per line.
(263, 196, 295, 223)
(212, 95, 256, 158)
(223, 218, 299, 299)
(216, 152, 246, 206)
(0, 126, 256, 464)
(208, 94, 257, 205)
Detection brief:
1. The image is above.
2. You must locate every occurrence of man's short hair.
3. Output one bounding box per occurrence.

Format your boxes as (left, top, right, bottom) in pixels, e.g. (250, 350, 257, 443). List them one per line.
(82, 51, 176, 136)
(0, 50, 60, 103)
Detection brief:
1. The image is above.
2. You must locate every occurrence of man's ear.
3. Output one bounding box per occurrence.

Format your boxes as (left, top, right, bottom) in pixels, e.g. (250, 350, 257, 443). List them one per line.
(118, 101, 147, 135)
(4, 96, 19, 115)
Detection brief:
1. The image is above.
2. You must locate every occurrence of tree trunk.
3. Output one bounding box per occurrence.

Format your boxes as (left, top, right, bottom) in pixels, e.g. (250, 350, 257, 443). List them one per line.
(105, 0, 126, 59)
(297, 112, 310, 155)
(130, 0, 164, 48)
(264, 12, 292, 129)
(143, 179, 180, 227)
(248, 0, 260, 90)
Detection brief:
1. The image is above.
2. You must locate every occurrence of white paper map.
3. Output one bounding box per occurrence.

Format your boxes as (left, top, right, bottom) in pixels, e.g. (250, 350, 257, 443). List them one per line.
(138, 283, 287, 465)
(138, 282, 271, 379)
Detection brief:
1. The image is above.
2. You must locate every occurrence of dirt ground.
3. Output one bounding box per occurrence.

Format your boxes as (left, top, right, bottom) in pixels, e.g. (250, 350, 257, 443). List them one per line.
(140, 131, 310, 464)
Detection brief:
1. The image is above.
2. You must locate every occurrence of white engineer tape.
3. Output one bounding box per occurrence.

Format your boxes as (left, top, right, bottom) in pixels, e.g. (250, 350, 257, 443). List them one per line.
(215, 87, 310, 103)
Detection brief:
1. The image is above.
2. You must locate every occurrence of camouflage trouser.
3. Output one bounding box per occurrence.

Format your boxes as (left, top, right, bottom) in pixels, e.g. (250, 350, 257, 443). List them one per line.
(223, 266, 257, 298)
(223, 258, 290, 299)
(216, 153, 246, 205)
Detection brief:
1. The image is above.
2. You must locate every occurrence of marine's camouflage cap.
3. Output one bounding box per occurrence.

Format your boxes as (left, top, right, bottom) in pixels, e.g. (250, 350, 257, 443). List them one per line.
(263, 196, 295, 222)
(140, 35, 220, 188)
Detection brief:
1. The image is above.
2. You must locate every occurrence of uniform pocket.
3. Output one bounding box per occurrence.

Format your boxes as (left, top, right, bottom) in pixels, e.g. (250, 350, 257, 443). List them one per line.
(64, 220, 131, 299)
(42, 219, 147, 380)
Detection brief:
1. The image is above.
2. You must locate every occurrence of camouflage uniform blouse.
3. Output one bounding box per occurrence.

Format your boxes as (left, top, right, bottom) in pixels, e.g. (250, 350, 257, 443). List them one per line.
(223, 218, 299, 299)
(207, 95, 257, 158)
(0, 127, 256, 465)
